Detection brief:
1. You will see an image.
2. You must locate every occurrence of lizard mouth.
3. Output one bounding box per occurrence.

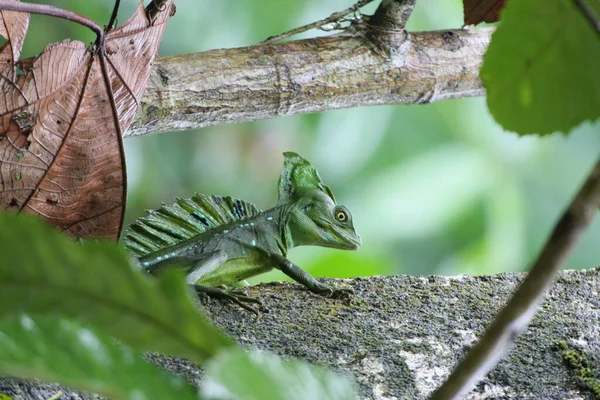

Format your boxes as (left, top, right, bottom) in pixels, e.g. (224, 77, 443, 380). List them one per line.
(316, 218, 361, 250)
(340, 232, 361, 250)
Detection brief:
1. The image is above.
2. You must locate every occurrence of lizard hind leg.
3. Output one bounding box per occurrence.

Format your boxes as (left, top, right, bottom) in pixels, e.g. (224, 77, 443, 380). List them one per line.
(186, 250, 263, 315)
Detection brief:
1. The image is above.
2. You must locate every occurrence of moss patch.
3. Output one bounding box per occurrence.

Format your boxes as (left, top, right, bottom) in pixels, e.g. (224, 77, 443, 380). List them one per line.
(554, 340, 600, 399)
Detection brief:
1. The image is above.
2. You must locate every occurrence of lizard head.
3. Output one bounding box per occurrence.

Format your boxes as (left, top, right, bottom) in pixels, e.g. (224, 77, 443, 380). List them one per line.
(288, 189, 361, 250)
(277, 152, 361, 250)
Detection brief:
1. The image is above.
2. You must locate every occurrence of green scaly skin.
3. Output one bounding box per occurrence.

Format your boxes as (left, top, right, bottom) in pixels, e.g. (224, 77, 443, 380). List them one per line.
(128, 152, 361, 313)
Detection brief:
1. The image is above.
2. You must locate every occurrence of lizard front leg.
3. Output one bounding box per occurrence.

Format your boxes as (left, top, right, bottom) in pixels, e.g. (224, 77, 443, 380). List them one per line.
(193, 285, 261, 315)
(184, 250, 262, 314)
(269, 253, 353, 302)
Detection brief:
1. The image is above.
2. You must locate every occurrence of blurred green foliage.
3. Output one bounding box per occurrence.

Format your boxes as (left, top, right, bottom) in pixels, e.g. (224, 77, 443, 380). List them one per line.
(0, 316, 199, 400)
(481, 0, 600, 134)
(21, 0, 600, 282)
(203, 348, 357, 400)
(0, 212, 232, 362)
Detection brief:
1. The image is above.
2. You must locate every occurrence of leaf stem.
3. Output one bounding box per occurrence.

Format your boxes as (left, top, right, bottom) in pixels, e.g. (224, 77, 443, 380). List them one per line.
(98, 50, 127, 237)
(0, 1, 104, 43)
(429, 156, 600, 400)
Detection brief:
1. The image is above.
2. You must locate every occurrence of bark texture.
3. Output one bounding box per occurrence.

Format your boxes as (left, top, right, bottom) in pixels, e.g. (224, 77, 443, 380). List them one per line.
(127, 27, 492, 137)
(2, 269, 599, 399)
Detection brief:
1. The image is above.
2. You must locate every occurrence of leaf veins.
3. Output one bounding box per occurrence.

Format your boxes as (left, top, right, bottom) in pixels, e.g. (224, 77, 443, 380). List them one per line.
(0, 0, 174, 239)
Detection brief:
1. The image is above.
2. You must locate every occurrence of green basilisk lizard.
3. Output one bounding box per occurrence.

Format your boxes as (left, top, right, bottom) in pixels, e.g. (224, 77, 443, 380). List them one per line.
(124, 152, 360, 312)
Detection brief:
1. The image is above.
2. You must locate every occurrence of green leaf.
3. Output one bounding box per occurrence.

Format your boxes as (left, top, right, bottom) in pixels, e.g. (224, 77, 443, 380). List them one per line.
(481, 0, 600, 134)
(0, 212, 232, 363)
(202, 349, 356, 400)
(0, 315, 199, 400)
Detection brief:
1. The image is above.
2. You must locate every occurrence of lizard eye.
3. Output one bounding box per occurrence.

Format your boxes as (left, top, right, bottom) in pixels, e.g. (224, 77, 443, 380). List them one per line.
(336, 210, 347, 222)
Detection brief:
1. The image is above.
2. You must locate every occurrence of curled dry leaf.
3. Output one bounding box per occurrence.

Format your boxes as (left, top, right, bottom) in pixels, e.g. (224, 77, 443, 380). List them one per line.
(463, 0, 506, 25)
(0, 0, 174, 239)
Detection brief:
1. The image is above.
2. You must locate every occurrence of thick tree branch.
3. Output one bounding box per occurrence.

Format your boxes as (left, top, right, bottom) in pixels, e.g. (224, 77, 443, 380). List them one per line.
(429, 157, 600, 400)
(127, 26, 491, 137)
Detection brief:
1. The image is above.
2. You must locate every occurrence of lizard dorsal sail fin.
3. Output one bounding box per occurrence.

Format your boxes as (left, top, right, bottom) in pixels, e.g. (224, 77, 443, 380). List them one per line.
(124, 194, 261, 257)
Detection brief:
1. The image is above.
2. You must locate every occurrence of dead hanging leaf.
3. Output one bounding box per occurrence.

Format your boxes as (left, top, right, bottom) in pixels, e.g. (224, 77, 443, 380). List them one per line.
(463, 0, 506, 25)
(0, 0, 175, 239)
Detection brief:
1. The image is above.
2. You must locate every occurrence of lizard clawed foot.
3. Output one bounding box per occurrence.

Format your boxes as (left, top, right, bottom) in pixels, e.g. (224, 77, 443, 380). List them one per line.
(328, 287, 354, 304)
(193, 285, 263, 316)
(330, 287, 354, 302)
(315, 285, 354, 304)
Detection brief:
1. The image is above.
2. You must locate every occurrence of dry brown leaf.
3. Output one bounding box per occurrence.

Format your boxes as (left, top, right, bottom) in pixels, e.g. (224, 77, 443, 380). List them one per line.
(0, 0, 174, 239)
(463, 0, 506, 25)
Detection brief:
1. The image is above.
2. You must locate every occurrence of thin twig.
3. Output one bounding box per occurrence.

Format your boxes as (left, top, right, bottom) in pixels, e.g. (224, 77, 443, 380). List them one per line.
(429, 156, 600, 400)
(261, 0, 376, 44)
(106, 0, 121, 31)
(0, 0, 103, 41)
(145, 0, 170, 24)
(574, 0, 600, 36)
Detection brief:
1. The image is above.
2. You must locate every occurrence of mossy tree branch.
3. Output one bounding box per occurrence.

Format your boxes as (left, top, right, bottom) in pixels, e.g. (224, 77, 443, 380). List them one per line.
(3, 270, 600, 399)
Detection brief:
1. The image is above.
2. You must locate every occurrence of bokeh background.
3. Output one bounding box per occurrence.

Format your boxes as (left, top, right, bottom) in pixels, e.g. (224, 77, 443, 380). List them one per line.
(23, 0, 600, 283)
